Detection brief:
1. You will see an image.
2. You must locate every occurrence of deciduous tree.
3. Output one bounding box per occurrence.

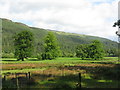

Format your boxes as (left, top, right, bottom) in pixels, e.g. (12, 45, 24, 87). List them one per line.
(14, 31, 34, 61)
(89, 40, 105, 60)
(76, 44, 88, 60)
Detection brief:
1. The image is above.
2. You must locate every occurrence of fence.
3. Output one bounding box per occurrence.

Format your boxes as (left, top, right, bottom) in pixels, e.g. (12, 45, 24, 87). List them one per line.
(3, 72, 31, 81)
(2, 71, 82, 88)
(3, 72, 31, 89)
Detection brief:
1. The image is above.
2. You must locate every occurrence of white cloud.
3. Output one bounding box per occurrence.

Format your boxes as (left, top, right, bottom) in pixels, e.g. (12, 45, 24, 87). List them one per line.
(0, 0, 119, 41)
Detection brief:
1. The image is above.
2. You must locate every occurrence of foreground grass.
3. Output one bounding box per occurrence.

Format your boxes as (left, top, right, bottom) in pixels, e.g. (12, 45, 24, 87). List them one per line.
(2, 57, 120, 89)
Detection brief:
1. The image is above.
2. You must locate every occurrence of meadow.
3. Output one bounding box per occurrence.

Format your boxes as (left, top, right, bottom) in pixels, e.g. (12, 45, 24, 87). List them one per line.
(2, 57, 120, 89)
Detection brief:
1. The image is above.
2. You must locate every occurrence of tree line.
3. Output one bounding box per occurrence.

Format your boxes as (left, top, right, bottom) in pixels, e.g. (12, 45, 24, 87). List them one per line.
(13, 30, 116, 61)
(14, 31, 61, 61)
(2, 18, 118, 58)
(76, 40, 105, 60)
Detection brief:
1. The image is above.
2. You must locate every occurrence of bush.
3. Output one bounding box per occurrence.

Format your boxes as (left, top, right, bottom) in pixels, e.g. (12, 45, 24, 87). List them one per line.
(2, 53, 14, 58)
(41, 52, 54, 60)
(62, 52, 75, 57)
(37, 53, 42, 60)
(67, 53, 75, 57)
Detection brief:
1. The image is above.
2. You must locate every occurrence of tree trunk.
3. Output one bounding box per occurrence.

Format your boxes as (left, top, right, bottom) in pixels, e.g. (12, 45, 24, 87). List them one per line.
(17, 58, 20, 61)
(22, 57, 24, 61)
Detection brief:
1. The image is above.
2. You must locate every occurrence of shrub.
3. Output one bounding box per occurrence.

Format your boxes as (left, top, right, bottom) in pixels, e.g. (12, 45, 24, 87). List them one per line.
(2, 53, 14, 58)
(37, 53, 42, 60)
(41, 52, 54, 60)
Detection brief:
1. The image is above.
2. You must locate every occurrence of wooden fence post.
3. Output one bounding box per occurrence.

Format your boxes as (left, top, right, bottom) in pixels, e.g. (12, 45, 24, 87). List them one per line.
(15, 73, 17, 78)
(15, 73, 19, 89)
(28, 72, 31, 80)
(78, 73, 81, 88)
(3, 75, 6, 81)
(26, 73, 28, 79)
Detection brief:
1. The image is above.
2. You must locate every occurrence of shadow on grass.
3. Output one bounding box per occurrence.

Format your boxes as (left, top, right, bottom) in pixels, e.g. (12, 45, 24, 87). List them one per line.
(31, 69, 120, 88)
(2, 71, 119, 89)
(27, 58, 39, 61)
(2, 64, 120, 89)
(2, 58, 38, 61)
(31, 73, 78, 89)
(2, 60, 17, 62)
(31, 72, 118, 89)
(63, 64, 120, 86)
(2, 76, 38, 90)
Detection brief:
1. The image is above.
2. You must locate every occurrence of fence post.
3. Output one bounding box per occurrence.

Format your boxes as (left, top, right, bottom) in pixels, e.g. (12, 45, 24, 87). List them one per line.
(15, 73, 19, 89)
(28, 72, 31, 80)
(78, 73, 81, 88)
(3, 75, 6, 81)
(15, 73, 17, 78)
(26, 73, 28, 79)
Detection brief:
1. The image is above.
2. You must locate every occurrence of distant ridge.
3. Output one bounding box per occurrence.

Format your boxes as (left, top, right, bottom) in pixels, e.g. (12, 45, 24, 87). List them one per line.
(2, 18, 118, 56)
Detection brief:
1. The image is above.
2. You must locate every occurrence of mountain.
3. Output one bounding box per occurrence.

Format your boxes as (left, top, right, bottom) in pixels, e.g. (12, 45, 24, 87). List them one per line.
(2, 18, 118, 57)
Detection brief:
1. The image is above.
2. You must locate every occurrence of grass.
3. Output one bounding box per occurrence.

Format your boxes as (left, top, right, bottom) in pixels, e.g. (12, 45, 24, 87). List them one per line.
(2, 57, 118, 64)
(2, 68, 47, 75)
(2, 57, 120, 89)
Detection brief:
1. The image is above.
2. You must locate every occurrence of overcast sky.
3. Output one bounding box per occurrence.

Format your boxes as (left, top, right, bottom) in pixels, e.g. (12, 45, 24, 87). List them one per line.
(0, 0, 119, 41)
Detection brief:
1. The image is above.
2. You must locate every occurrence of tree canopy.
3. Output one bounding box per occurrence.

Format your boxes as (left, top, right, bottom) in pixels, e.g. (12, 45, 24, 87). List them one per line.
(76, 44, 88, 60)
(89, 40, 105, 60)
(14, 30, 34, 61)
(42, 32, 61, 60)
(76, 40, 105, 60)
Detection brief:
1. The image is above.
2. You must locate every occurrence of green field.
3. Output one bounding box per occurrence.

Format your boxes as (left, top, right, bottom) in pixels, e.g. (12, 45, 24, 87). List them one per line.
(2, 57, 120, 89)
(2, 57, 118, 64)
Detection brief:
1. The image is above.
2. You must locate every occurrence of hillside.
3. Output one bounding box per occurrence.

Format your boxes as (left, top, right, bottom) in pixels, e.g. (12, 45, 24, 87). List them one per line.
(2, 18, 118, 57)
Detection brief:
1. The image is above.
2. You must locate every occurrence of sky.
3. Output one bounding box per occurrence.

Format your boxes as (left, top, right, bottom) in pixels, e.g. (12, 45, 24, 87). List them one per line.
(0, 0, 119, 41)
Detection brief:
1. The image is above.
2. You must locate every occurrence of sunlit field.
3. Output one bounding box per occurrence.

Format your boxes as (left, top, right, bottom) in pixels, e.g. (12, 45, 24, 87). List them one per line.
(2, 57, 120, 89)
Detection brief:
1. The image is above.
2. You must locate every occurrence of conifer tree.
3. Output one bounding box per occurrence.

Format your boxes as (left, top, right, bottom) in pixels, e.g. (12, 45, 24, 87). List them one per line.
(42, 32, 61, 60)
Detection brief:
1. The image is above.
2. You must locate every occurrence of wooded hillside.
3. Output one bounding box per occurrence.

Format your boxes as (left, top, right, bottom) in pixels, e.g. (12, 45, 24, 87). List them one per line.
(2, 18, 118, 57)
